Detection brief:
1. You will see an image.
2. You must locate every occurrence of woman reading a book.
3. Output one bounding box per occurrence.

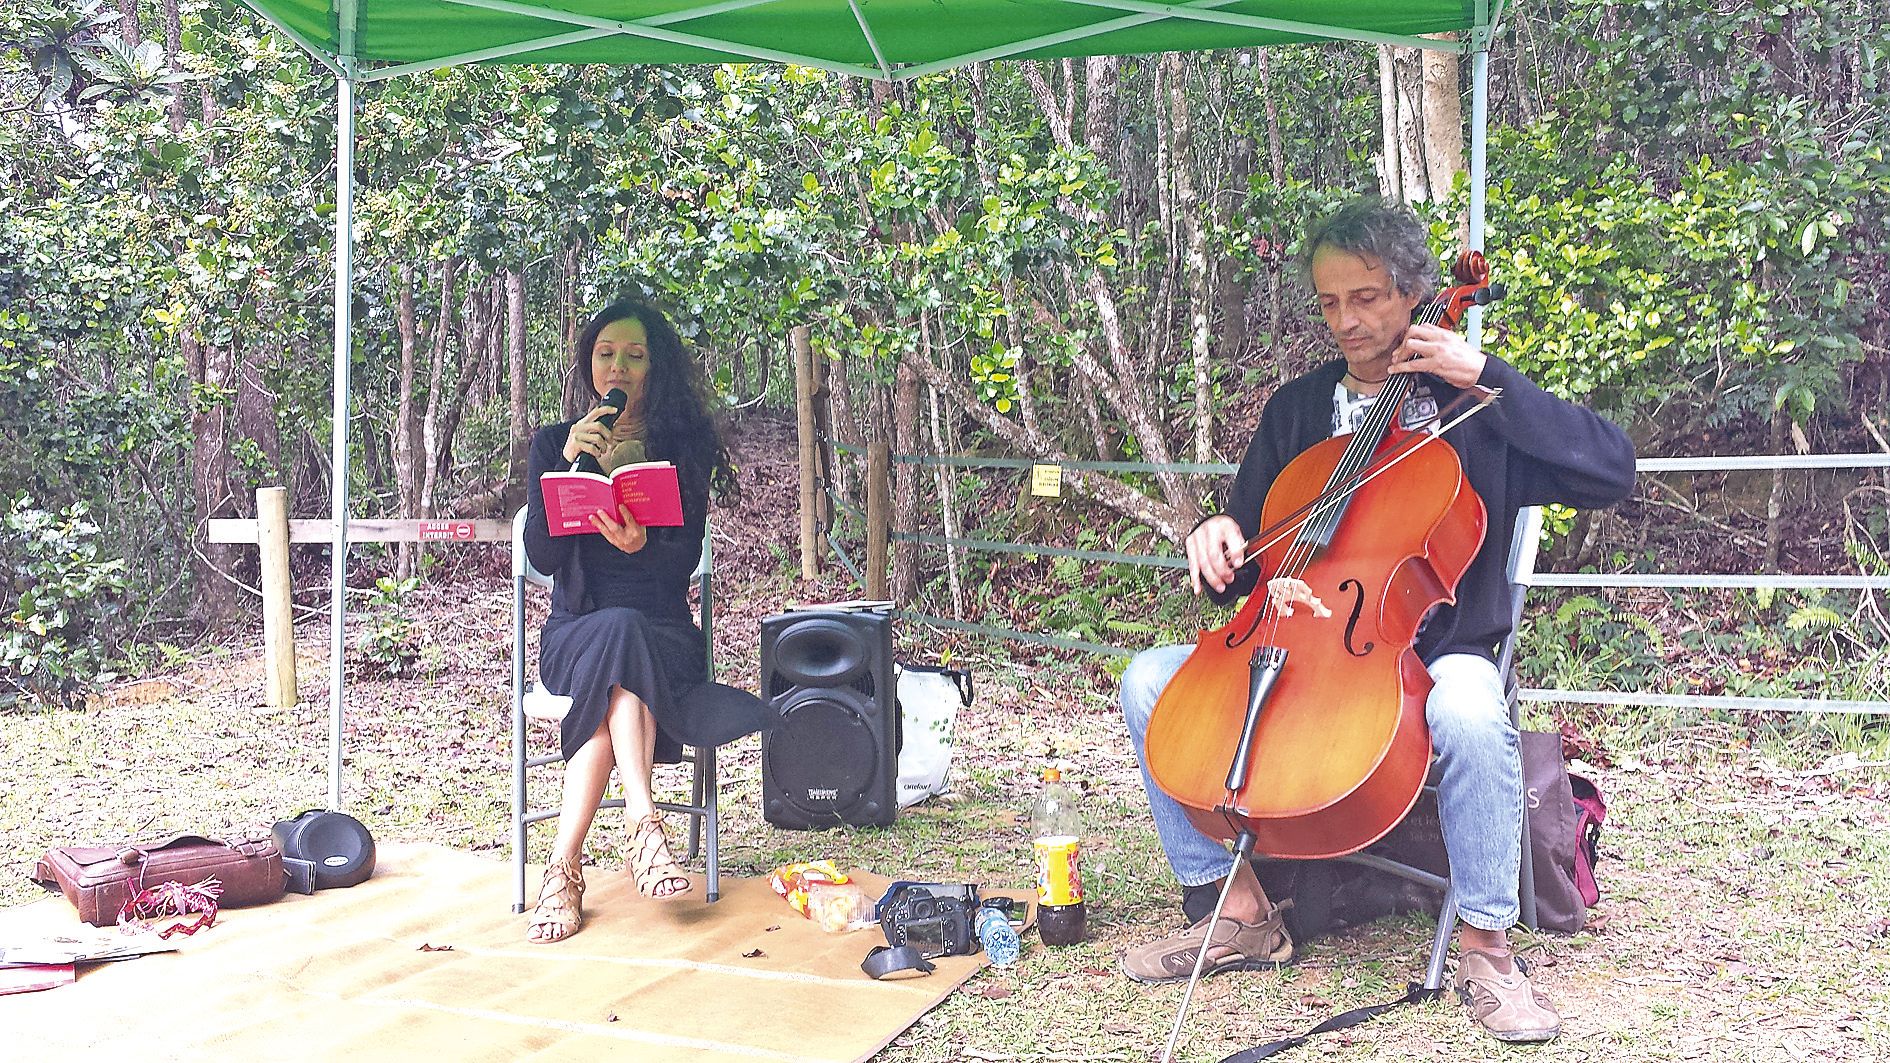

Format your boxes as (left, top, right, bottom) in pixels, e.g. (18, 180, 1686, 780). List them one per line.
(520, 298, 761, 943)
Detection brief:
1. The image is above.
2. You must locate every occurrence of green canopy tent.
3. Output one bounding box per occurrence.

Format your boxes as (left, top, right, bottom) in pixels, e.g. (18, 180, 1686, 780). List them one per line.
(230, 0, 1510, 809)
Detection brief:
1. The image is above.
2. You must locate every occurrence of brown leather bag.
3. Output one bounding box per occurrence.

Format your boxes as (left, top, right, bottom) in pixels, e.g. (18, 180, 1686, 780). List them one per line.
(32, 835, 286, 927)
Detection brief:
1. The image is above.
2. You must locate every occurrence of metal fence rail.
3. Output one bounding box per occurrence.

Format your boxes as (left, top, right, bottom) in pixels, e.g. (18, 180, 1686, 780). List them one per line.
(817, 447, 1890, 713)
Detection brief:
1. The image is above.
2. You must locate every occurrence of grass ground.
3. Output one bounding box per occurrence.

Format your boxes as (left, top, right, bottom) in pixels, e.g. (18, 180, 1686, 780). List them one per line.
(4, 601, 1888, 1062)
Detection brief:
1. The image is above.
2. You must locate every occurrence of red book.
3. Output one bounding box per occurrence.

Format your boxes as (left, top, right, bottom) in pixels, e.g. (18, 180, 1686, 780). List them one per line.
(0, 962, 75, 995)
(539, 461, 685, 535)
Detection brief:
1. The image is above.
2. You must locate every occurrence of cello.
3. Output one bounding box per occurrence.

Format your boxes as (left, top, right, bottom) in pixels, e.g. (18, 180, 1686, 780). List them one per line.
(1145, 251, 1504, 862)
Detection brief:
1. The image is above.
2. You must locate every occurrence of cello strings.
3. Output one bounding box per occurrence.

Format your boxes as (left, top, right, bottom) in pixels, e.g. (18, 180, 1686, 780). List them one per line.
(1278, 294, 1446, 569)
(1251, 293, 1451, 649)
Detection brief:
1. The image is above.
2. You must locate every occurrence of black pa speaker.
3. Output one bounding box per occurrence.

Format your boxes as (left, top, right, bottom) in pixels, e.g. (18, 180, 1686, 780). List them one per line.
(760, 609, 899, 829)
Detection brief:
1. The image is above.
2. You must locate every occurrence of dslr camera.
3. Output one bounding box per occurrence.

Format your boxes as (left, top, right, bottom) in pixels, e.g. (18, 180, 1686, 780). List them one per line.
(878, 883, 977, 959)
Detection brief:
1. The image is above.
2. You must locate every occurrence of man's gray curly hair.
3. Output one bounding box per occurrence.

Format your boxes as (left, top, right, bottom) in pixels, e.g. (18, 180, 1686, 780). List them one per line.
(1299, 199, 1438, 301)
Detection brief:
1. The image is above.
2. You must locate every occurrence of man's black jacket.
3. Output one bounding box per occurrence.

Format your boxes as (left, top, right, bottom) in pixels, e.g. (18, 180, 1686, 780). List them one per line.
(1210, 356, 1637, 664)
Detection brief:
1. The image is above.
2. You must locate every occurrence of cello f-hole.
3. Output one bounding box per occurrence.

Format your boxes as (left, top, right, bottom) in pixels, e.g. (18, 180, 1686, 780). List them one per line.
(1339, 578, 1374, 657)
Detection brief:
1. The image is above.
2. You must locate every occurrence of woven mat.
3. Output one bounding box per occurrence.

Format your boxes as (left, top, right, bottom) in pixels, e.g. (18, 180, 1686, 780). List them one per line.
(1, 842, 1014, 1062)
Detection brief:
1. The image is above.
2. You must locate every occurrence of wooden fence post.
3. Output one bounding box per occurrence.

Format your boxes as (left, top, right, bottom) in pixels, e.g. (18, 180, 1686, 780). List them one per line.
(794, 325, 820, 579)
(257, 486, 297, 707)
(866, 441, 891, 601)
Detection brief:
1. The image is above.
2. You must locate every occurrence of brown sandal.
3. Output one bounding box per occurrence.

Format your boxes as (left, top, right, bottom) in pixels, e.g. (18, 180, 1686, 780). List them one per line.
(527, 855, 585, 943)
(1121, 900, 1295, 984)
(1455, 948, 1562, 1042)
(629, 813, 692, 899)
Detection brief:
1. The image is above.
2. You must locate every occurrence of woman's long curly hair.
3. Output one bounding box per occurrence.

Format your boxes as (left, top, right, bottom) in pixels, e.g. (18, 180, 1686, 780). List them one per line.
(562, 299, 739, 519)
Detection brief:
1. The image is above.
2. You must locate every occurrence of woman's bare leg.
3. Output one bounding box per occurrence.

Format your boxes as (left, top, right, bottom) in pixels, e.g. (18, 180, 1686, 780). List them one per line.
(606, 685, 688, 897)
(604, 685, 660, 819)
(529, 721, 614, 942)
(549, 720, 615, 861)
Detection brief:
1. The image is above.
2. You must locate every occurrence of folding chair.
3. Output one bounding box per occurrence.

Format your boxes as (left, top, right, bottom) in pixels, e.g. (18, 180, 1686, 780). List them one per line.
(1345, 504, 1544, 990)
(509, 507, 727, 907)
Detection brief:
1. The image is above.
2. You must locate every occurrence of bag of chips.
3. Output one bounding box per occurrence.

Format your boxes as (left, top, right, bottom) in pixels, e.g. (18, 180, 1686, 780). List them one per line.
(768, 860, 848, 917)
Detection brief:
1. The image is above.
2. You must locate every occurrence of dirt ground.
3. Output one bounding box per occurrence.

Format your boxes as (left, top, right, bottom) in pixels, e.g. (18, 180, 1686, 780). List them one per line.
(6, 599, 1888, 1061)
(5, 411, 1888, 1060)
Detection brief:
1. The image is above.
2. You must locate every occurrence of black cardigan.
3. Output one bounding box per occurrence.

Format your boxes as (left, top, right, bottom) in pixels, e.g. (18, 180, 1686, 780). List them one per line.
(1211, 356, 1637, 664)
(522, 418, 709, 623)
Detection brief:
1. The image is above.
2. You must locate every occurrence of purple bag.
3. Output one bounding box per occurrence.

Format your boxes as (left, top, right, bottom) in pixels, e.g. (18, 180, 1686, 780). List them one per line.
(1522, 731, 1607, 931)
(1570, 774, 1606, 908)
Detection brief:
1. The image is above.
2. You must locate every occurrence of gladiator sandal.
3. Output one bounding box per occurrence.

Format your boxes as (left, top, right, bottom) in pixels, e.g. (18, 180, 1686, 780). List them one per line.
(527, 855, 585, 943)
(629, 813, 693, 899)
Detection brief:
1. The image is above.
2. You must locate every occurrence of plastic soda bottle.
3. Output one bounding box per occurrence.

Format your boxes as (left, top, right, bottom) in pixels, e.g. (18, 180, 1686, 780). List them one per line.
(975, 904, 1020, 966)
(1031, 767, 1087, 946)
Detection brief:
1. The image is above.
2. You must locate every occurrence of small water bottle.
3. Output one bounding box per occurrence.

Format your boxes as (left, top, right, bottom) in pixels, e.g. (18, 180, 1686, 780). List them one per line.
(975, 904, 1020, 966)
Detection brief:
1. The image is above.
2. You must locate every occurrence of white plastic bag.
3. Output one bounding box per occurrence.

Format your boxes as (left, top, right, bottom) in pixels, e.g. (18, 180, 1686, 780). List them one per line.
(895, 665, 972, 807)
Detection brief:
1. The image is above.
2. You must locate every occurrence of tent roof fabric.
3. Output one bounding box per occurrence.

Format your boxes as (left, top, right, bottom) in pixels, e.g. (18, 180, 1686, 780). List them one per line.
(242, 0, 1493, 82)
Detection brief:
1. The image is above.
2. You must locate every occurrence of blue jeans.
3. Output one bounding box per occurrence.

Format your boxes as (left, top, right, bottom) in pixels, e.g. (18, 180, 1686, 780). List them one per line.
(1120, 645, 1522, 931)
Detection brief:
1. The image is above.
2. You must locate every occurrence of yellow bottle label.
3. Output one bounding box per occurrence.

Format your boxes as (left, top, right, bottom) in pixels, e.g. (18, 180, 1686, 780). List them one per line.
(1034, 835, 1083, 906)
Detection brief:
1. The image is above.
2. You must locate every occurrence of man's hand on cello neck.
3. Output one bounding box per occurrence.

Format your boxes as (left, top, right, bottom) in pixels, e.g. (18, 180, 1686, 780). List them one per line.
(1390, 323, 1488, 389)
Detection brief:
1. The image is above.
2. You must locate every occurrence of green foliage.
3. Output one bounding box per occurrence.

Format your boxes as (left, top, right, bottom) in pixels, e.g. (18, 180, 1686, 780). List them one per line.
(1, 498, 127, 707)
(1520, 587, 1890, 708)
(2, 0, 1885, 699)
(1482, 126, 1877, 433)
(8, 0, 128, 113)
(357, 575, 424, 679)
(1519, 593, 1665, 692)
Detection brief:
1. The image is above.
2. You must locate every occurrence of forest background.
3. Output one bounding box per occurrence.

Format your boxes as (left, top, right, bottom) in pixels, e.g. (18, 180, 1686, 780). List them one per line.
(2, 0, 1887, 711)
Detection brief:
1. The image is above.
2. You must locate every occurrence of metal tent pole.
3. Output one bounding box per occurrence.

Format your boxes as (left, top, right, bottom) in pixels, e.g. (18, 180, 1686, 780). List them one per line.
(328, 73, 357, 811)
(1465, 43, 1490, 348)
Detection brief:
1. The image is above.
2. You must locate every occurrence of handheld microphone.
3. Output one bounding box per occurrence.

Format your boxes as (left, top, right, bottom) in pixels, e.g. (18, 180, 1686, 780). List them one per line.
(570, 387, 630, 473)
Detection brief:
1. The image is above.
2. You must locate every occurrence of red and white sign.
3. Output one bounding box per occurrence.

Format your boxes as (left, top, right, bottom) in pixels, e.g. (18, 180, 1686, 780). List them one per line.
(418, 521, 476, 542)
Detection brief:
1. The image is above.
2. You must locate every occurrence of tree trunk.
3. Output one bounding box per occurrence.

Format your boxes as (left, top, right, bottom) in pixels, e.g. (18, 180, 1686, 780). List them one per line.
(160, 0, 184, 133)
(230, 333, 278, 598)
(891, 342, 922, 605)
(505, 268, 529, 516)
(233, 336, 280, 483)
(477, 276, 502, 406)
(117, 0, 141, 49)
(1377, 46, 1403, 199)
(1261, 48, 1288, 360)
(1421, 40, 1466, 238)
(1378, 40, 1464, 207)
(1166, 54, 1216, 464)
(188, 331, 239, 624)
(826, 346, 860, 505)
(393, 265, 420, 579)
(418, 255, 461, 555)
(1765, 407, 1788, 572)
(436, 268, 485, 490)
(927, 384, 965, 619)
(1213, 57, 1256, 366)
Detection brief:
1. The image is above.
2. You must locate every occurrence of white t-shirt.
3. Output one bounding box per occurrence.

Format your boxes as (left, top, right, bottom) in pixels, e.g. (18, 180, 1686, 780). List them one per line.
(1330, 379, 1442, 437)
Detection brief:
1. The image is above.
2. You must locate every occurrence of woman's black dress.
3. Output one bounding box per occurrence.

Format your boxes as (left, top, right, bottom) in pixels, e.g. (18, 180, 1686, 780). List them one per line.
(523, 420, 767, 764)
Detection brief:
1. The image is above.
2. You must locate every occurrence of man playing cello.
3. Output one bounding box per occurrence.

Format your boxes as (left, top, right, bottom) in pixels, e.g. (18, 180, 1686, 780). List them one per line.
(1118, 197, 1636, 1043)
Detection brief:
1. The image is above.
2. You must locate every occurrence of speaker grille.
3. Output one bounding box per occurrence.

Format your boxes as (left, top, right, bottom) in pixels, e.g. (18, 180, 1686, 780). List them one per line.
(766, 689, 878, 815)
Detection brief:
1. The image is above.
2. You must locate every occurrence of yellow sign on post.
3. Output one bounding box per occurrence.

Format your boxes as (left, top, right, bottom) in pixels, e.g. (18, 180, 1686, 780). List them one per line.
(1029, 463, 1063, 498)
